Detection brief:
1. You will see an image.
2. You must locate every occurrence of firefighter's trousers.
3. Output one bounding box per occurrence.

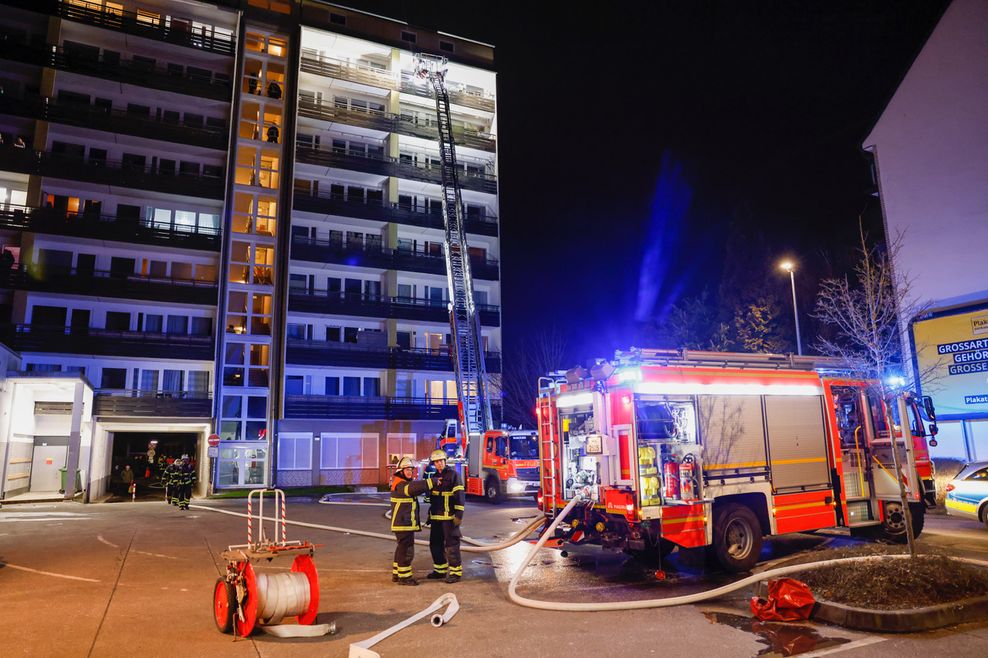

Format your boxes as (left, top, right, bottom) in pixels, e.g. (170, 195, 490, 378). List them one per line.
(177, 484, 191, 509)
(393, 531, 415, 580)
(429, 520, 462, 578)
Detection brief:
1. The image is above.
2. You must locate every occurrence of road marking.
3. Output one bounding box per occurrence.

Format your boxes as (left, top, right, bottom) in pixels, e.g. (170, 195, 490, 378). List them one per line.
(0, 511, 90, 518)
(0, 517, 87, 523)
(3, 563, 100, 583)
(133, 550, 178, 560)
(799, 636, 886, 656)
(97, 534, 119, 548)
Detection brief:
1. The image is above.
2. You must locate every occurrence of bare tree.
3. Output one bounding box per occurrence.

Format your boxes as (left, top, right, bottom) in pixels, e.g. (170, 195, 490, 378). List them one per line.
(499, 327, 569, 428)
(813, 221, 943, 558)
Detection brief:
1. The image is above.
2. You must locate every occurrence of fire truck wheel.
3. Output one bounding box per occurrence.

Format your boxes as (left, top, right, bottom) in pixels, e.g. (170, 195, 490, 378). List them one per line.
(909, 502, 925, 538)
(712, 504, 762, 573)
(212, 578, 235, 634)
(484, 476, 502, 504)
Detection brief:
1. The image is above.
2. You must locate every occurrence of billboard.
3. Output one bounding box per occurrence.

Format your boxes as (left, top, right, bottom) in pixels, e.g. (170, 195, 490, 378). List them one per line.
(912, 304, 988, 420)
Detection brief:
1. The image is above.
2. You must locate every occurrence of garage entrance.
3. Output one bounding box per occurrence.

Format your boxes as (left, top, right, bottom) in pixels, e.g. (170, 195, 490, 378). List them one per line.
(110, 431, 198, 500)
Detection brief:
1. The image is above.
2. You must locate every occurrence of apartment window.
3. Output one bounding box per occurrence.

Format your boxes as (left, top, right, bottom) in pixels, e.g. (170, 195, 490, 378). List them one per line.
(167, 315, 189, 334)
(325, 377, 339, 395)
(101, 367, 127, 389)
(343, 327, 358, 344)
(122, 153, 146, 170)
(326, 327, 341, 342)
(343, 377, 360, 396)
(144, 314, 163, 332)
(362, 378, 380, 397)
(188, 370, 209, 394)
(400, 31, 416, 44)
(247, 396, 266, 418)
(162, 370, 183, 392)
(329, 12, 346, 25)
(278, 433, 312, 470)
(89, 148, 107, 167)
(439, 40, 454, 53)
(320, 433, 378, 469)
(139, 370, 159, 392)
(105, 311, 130, 331)
(32, 305, 67, 326)
(179, 161, 200, 177)
(223, 395, 243, 418)
(285, 376, 304, 395)
(191, 317, 212, 337)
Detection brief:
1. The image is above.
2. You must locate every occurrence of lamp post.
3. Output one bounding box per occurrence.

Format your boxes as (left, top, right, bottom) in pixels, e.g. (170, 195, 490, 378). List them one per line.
(779, 260, 802, 356)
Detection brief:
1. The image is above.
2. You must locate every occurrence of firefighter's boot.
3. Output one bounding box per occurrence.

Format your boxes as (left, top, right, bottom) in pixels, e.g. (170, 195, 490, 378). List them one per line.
(395, 577, 419, 586)
(443, 574, 460, 584)
(426, 571, 445, 580)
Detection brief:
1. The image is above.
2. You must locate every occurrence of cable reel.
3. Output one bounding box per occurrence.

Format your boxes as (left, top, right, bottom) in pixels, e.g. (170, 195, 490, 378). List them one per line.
(213, 489, 325, 638)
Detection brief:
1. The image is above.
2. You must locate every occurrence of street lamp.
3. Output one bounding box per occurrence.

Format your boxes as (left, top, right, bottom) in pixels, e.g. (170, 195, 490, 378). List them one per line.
(779, 260, 802, 356)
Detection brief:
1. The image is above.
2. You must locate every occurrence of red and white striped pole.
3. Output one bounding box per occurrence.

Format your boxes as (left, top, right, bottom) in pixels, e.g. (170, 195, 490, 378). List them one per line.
(131, 482, 136, 502)
(281, 492, 287, 543)
(247, 496, 253, 546)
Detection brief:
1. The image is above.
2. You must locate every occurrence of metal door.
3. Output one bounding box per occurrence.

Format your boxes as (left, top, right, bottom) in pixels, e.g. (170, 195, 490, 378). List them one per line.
(30, 441, 67, 492)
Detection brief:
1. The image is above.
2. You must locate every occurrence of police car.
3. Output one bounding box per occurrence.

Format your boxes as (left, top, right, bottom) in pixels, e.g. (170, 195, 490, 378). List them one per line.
(945, 460, 988, 528)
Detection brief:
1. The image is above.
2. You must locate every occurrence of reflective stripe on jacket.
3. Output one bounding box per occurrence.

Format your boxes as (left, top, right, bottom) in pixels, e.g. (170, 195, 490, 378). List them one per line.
(390, 474, 432, 532)
(429, 467, 465, 522)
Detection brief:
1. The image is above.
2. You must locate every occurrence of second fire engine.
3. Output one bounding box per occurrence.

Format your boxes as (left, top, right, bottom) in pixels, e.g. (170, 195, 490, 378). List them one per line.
(536, 348, 937, 572)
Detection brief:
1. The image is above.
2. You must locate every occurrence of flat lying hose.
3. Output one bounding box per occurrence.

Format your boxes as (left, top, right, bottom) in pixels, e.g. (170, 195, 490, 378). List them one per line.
(506, 496, 988, 611)
(189, 504, 545, 554)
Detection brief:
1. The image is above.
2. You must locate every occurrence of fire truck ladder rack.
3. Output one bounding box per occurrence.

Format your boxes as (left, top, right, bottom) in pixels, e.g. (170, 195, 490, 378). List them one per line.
(415, 53, 493, 437)
(615, 348, 854, 373)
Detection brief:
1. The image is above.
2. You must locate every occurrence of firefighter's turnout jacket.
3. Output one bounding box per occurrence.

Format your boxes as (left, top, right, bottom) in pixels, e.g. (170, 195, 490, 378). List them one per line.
(389, 473, 433, 532)
(428, 467, 465, 523)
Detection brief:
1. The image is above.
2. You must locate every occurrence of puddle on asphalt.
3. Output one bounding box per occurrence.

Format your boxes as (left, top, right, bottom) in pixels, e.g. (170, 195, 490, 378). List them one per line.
(703, 611, 848, 657)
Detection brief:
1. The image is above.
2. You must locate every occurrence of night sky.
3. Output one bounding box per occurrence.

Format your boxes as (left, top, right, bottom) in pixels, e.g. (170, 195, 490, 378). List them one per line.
(342, 1, 950, 364)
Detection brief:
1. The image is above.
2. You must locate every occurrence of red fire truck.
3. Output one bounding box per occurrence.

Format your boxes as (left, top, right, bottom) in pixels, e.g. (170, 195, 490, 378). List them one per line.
(437, 420, 541, 503)
(536, 349, 938, 572)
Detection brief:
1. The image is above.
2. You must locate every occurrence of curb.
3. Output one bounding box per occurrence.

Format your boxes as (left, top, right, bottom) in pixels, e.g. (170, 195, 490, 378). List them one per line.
(812, 595, 988, 633)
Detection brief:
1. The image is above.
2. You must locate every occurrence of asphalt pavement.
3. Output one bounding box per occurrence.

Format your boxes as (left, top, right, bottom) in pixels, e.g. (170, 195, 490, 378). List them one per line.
(1, 497, 987, 658)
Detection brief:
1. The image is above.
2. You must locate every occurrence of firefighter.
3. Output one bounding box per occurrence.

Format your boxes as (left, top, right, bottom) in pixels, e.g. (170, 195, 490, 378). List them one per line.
(164, 458, 179, 505)
(177, 456, 196, 511)
(390, 457, 434, 586)
(425, 450, 465, 584)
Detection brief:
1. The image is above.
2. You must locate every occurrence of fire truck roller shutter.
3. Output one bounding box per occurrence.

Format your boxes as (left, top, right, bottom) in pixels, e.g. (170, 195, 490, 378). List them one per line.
(764, 396, 830, 491)
(698, 396, 767, 477)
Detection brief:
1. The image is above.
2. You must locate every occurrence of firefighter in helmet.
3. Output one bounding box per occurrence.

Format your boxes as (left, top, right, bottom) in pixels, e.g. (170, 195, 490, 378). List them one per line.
(425, 449, 465, 583)
(389, 457, 435, 585)
(176, 455, 196, 510)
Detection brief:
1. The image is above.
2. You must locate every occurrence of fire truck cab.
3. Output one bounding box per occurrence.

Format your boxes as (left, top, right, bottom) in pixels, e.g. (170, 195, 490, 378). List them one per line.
(437, 420, 541, 503)
(536, 349, 936, 572)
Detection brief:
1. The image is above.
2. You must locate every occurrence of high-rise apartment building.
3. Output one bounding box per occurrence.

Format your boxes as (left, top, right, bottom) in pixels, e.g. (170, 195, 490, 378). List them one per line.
(0, 0, 499, 499)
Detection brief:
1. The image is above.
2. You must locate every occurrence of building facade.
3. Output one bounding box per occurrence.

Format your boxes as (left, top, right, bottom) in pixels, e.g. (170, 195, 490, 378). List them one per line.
(863, 0, 988, 461)
(0, 0, 500, 497)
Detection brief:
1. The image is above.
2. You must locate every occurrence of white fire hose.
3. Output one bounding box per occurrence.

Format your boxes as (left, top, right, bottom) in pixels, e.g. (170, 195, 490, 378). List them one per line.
(193, 499, 988, 615)
(347, 593, 459, 658)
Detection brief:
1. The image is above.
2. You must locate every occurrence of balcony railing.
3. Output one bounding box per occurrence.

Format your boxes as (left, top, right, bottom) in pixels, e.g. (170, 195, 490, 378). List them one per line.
(284, 395, 457, 420)
(3, 265, 219, 305)
(399, 71, 495, 113)
(287, 290, 500, 326)
(0, 0, 236, 55)
(94, 389, 212, 417)
(0, 204, 220, 251)
(297, 99, 496, 152)
(0, 149, 225, 200)
(290, 236, 499, 280)
(0, 36, 232, 101)
(285, 340, 502, 372)
(291, 191, 499, 237)
(0, 93, 227, 150)
(7, 325, 214, 359)
(294, 144, 497, 194)
(300, 52, 396, 90)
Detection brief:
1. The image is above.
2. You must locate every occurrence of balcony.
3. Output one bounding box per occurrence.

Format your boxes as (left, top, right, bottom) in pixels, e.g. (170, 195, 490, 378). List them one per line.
(284, 395, 457, 420)
(295, 145, 393, 177)
(300, 52, 396, 90)
(287, 290, 500, 326)
(1, 0, 236, 56)
(7, 325, 214, 359)
(0, 93, 227, 150)
(0, 149, 225, 200)
(4, 265, 219, 305)
(298, 99, 496, 153)
(0, 204, 220, 251)
(395, 159, 497, 194)
(0, 37, 232, 101)
(285, 340, 502, 372)
(298, 100, 393, 132)
(399, 71, 495, 113)
(94, 390, 212, 417)
(290, 236, 499, 280)
(291, 191, 499, 237)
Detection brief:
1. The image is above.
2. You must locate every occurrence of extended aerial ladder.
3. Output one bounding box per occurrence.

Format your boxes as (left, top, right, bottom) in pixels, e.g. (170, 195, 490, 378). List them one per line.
(414, 54, 493, 438)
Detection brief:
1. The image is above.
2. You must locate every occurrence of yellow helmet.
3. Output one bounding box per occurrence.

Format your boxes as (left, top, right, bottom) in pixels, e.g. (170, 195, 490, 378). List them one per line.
(430, 449, 447, 463)
(395, 457, 414, 471)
